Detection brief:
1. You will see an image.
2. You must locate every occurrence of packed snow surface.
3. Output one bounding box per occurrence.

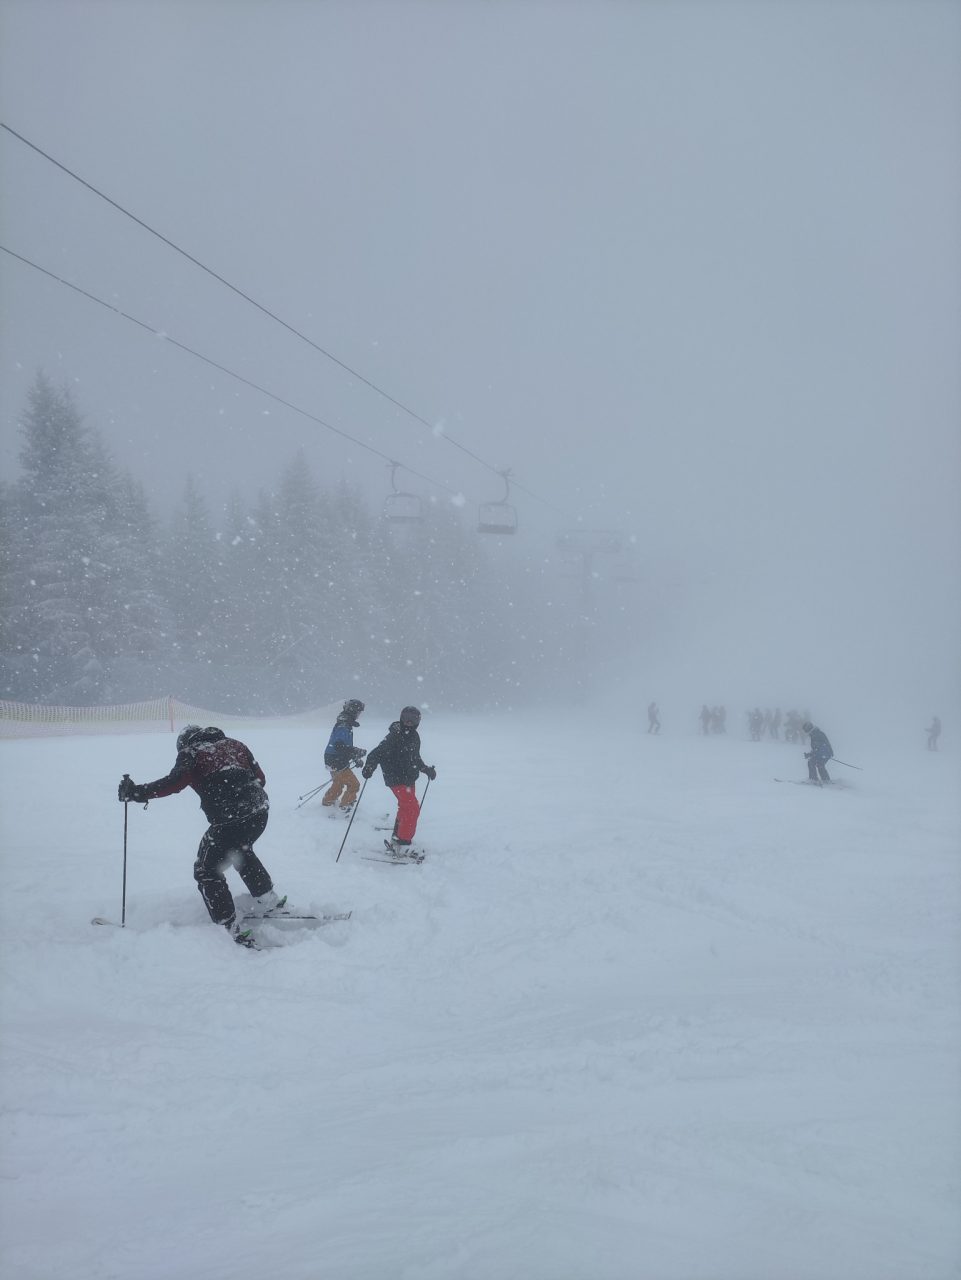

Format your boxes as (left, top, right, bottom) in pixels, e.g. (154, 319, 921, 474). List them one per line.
(1, 713, 958, 1279)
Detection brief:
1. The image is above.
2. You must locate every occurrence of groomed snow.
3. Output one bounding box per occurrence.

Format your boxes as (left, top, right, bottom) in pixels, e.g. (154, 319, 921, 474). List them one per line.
(1, 714, 958, 1279)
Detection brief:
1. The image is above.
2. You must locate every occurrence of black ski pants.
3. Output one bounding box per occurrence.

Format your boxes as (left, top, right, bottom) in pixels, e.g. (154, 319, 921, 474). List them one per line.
(193, 808, 271, 927)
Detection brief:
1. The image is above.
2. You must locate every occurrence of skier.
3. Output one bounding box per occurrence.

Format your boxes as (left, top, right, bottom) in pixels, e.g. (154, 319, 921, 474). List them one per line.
(699, 704, 712, 735)
(322, 698, 367, 810)
(647, 701, 660, 734)
(361, 705, 436, 848)
(749, 708, 764, 741)
(117, 724, 286, 948)
(802, 720, 833, 783)
(926, 715, 941, 751)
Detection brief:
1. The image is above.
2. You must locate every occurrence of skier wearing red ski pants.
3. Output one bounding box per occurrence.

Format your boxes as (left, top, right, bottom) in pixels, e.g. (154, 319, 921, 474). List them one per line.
(390, 784, 421, 842)
(362, 706, 436, 845)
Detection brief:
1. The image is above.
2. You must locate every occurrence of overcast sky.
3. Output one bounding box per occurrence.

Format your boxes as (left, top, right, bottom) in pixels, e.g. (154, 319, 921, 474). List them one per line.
(1, 0, 959, 722)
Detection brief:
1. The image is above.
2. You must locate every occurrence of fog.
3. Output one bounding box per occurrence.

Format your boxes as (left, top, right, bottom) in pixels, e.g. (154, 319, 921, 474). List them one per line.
(1, 0, 959, 731)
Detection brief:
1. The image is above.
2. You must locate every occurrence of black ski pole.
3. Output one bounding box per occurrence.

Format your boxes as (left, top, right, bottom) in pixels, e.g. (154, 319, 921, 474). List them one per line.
(418, 776, 432, 816)
(295, 782, 327, 809)
(335, 778, 367, 863)
(831, 758, 863, 771)
(121, 773, 130, 928)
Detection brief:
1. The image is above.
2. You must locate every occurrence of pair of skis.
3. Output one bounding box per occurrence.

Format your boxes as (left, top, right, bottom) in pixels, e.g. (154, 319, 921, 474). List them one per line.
(773, 777, 847, 788)
(91, 910, 352, 929)
(362, 840, 426, 866)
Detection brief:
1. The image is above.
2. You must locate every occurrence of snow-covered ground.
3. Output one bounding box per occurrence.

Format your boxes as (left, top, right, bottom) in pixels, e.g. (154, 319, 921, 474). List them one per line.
(1, 712, 958, 1280)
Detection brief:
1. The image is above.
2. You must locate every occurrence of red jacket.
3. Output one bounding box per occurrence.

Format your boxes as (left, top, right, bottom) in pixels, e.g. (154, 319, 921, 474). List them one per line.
(143, 728, 268, 824)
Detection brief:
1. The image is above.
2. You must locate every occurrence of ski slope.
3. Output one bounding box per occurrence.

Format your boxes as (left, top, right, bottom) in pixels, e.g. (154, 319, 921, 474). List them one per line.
(1, 714, 958, 1280)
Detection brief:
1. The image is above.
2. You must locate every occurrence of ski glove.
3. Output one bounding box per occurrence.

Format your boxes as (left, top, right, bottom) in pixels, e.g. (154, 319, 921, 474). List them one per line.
(361, 763, 375, 779)
(118, 778, 148, 803)
(424, 765, 437, 781)
(351, 748, 367, 763)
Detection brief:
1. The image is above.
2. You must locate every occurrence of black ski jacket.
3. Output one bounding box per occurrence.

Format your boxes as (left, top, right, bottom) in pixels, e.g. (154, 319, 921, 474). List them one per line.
(364, 721, 428, 787)
(808, 727, 833, 765)
(141, 728, 269, 824)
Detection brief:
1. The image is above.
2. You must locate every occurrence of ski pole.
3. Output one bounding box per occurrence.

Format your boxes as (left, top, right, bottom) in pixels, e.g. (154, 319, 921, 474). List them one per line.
(418, 776, 432, 816)
(121, 773, 130, 928)
(335, 778, 367, 863)
(831, 758, 863, 771)
(295, 781, 327, 809)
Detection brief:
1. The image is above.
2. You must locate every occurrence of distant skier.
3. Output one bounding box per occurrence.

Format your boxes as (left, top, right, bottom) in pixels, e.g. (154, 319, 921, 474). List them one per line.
(802, 720, 833, 783)
(322, 698, 367, 810)
(699, 704, 712, 735)
(647, 701, 661, 734)
(362, 706, 436, 848)
(783, 710, 802, 744)
(749, 708, 764, 741)
(117, 725, 286, 948)
(926, 715, 941, 751)
(770, 707, 782, 740)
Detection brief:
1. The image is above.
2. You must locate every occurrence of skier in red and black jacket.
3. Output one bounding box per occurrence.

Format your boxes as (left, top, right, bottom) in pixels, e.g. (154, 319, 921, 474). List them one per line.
(362, 706, 436, 846)
(117, 725, 286, 947)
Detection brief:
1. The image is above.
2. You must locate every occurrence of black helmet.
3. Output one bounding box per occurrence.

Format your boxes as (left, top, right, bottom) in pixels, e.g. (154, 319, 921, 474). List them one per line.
(343, 698, 365, 718)
(176, 724, 203, 752)
(801, 720, 813, 733)
(399, 705, 421, 727)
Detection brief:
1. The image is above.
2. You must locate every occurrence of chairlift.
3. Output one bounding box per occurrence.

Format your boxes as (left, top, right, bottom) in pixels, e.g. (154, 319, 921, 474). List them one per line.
(612, 559, 639, 584)
(555, 528, 623, 557)
(382, 463, 424, 523)
(477, 470, 518, 535)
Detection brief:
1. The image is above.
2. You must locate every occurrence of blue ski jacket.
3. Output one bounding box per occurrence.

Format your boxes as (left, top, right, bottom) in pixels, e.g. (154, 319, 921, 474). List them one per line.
(324, 715, 365, 771)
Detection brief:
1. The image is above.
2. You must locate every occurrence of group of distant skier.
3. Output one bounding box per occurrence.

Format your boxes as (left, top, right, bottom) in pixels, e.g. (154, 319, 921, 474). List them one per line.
(117, 701, 436, 950)
(746, 707, 809, 742)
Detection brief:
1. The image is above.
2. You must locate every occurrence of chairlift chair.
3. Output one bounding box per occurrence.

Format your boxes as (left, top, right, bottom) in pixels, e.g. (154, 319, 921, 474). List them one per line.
(477, 470, 518, 535)
(382, 463, 424, 523)
(555, 528, 623, 557)
(383, 491, 424, 523)
(477, 501, 518, 535)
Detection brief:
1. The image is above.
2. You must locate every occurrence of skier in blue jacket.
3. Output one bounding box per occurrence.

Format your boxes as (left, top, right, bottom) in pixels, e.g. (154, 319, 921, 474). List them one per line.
(802, 720, 833, 783)
(322, 699, 367, 811)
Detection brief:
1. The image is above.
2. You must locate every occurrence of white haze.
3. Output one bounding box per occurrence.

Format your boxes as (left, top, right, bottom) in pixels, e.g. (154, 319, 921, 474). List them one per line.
(0, 0, 959, 727)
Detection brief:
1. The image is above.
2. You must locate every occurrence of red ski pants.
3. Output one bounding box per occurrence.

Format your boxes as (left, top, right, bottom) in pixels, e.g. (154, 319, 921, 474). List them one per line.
(390, 784, 421, 842)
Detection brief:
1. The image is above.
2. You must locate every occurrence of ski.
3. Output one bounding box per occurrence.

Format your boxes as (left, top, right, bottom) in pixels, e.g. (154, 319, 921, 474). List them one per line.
(362, 848, 426, 865)
(773, 778, 848, 788)
(92, 911, 352, 929)
(242, 910, 352, 924)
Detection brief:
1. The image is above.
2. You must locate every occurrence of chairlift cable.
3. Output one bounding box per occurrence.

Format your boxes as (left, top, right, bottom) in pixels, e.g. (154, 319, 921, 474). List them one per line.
(1, 120, 566, 517)
(0, 243, 462, 499)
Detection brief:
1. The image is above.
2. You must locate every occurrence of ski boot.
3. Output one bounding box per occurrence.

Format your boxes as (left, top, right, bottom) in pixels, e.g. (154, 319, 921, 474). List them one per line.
(252, 890, 288, 918)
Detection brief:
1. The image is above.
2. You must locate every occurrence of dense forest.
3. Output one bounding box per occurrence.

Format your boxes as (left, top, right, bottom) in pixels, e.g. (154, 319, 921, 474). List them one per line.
(0, 374, 626, 712)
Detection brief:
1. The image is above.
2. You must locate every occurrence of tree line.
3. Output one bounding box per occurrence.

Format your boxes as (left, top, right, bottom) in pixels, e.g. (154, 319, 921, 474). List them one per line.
(0, 373, 587, 711)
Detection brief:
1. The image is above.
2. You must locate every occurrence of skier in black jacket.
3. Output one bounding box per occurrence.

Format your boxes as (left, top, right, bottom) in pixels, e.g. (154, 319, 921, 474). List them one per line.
(362, 706, 436, 846)
(117, 725, 286, 947)
(802, 720, 833, 783)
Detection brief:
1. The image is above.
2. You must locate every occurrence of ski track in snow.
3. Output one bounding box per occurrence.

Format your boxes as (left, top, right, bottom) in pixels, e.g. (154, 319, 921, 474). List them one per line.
(0, 715, 959, 1279)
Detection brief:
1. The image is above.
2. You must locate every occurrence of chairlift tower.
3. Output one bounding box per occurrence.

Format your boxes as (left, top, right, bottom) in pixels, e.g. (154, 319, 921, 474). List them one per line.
(556, 528, 623, 607)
